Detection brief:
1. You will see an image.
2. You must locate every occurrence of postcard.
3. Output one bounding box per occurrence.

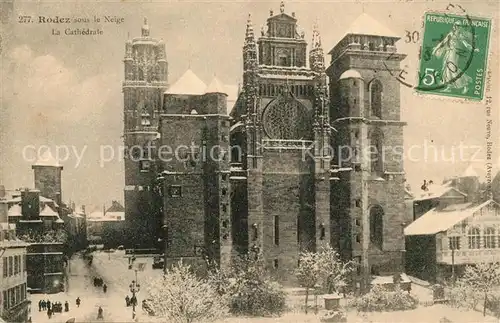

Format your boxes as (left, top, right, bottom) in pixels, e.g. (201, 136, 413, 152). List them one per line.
(0, 0, 498, 322)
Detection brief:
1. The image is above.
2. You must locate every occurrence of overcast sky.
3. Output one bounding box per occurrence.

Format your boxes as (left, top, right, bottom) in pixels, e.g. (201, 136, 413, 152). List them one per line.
(0, 0, 498, 210)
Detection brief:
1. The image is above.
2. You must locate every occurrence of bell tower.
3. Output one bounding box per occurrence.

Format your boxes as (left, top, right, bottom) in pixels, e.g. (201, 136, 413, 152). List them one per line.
(123, 18, 168, 249)
(326, 13, 407, 290)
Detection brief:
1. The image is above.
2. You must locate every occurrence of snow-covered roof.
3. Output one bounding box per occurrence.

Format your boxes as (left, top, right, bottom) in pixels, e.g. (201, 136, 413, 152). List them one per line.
(257, 73, 314, 80)
(462, 164, 480, 177)
(40, 205, 58, 217)
(413, 182, 466, 202)
(339, 69, 363, 80)
(88, 211, 105, 219)
(165, 69, 207, 95)
(225, 84, 239, 115)
(205, 77, 226, 94)
(106, 212, 125, 220)
(32, 150, 62, 167)
(342, 13, 399, 38)
(404, 200, 495, 236)
(7, 204, 22, 217)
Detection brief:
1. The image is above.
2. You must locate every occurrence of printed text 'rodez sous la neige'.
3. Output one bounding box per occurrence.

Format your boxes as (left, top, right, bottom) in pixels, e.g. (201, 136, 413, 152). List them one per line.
(18, 15, 125, 36)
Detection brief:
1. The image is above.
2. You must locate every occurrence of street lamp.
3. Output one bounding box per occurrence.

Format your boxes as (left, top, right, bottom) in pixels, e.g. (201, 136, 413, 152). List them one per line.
(129, 274, 140, 320)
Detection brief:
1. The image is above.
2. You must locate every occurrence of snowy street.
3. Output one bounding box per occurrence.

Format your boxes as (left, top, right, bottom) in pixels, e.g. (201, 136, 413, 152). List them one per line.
(30, 251, 161, 323)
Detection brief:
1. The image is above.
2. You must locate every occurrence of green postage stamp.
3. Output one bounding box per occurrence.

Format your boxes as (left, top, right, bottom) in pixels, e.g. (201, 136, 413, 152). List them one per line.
(416, 12, 491, 100)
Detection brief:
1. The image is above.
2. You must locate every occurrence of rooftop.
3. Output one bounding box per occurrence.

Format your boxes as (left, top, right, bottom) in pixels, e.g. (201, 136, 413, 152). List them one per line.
(404, 200, 496, 236)
(342, 13, 398, 38)
(32, 150, 62, 167)
(165, 69, 207, 95)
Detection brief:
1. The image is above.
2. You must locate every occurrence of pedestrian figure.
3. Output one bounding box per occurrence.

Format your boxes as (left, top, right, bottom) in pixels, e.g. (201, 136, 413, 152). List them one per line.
(47, 308, 52, 319)
(47, 300, 51, 311)
(64, 301, 69, 312)
(42, 300, 46, 311)
(75, 297, 81, 308)
(97, 306, 104, 320)
(125, 295, 130, 307)
(38, 300, 42, 311)
(103, 284, 107, 293)
(131, 295, 137, 307)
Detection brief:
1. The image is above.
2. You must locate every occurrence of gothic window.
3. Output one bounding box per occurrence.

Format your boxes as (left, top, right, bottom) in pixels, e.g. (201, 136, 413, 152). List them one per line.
(484, 227, 495, 248)
(369, 205, 384, 248)
(448, 236, 460, 250)
(279, 55, 289, 67)
(369, 128, 384, 175)
(274, 216, 279, 246)
(468, 227, 481, 249)
(370, 80, 383, 118)
(262, 93, 310, 140)
(138, 67, 144, 81)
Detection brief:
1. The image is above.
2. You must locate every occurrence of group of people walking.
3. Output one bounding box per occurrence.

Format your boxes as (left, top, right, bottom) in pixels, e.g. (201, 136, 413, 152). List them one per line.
(93, 277, 108, 293)
(39, 299, 72, 319)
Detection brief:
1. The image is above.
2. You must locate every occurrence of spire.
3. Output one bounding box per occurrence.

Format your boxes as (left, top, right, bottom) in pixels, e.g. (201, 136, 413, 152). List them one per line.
(141, 17, 150, 37)
(280, 1, 285, 14)
(309, 21, 325, 73)
(243, 13, 257, 72)
(245, 14, 254, 41)
(312, 20, 322, 48)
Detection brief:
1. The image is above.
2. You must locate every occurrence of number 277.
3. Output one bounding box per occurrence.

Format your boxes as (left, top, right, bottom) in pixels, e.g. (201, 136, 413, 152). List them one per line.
(18, 16, 32, 23)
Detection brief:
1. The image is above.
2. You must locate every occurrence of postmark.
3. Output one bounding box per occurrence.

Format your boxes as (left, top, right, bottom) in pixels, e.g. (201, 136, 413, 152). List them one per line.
(415, 12, 491, 100)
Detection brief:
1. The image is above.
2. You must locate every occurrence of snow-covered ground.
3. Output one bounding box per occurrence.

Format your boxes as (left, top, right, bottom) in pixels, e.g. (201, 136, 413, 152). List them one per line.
(29, 251, 499, 323)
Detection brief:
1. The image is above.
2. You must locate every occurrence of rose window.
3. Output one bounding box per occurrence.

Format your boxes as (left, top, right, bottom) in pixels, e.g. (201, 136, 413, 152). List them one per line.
(262, 94, 310, 140)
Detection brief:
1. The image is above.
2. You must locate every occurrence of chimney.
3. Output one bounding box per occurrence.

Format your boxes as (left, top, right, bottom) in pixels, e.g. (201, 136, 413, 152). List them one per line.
(21, 189, 40, 220)
(55, 192, 62, 206)
(0, 202, 7, 223)
(81, 205, 86, 214)
(0, 185, 5, 199)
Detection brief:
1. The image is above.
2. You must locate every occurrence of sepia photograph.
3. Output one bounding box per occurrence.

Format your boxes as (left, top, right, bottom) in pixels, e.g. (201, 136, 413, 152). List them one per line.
(0, 0, 498, 322)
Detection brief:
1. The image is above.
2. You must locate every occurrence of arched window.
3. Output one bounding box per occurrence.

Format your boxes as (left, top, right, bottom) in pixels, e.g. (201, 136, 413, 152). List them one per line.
(484, 227, 496, 248)
(468, 227, 481, 249)
(369, 205, 384, 248)
(370, 79, 383, 118)
(369, 129, 384, 175)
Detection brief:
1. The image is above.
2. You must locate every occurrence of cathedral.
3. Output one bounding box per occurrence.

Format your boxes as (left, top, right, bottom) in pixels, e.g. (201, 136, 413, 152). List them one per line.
(123, 3, 407, 288)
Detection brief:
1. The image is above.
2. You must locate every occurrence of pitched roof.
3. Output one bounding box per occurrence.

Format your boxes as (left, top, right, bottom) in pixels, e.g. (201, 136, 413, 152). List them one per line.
(404, 200, 494, 236)
(165, 69, 206, 95)
(40, 205, 58, 217)
(413, 182, 466, 202)
(462, 164, 480, 177)
(33, 150, 62, 167)
(205, 77, 226, 94)
(225, 84, 239, 115)
(7, 204, 22, 217)
(342, 13, 398, 38)
(106, 201, 124, 213)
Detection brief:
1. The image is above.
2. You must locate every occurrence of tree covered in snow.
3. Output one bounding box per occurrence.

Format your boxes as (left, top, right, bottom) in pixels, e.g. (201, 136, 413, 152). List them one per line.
(295, 246, 354, 314)
(145, 261, 227, 323)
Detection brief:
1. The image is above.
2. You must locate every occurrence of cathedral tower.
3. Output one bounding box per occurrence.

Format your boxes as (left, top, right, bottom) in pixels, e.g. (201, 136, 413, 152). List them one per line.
(230, 2, 330, 280)
(326, 13, 407, 290)
(123, 18, 168, 249)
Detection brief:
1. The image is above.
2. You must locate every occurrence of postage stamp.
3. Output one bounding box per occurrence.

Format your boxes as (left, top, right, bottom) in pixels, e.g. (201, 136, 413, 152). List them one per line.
(416, 12, 491, 100)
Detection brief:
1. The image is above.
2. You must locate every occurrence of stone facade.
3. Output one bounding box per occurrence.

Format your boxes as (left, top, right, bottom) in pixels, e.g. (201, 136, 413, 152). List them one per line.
(122, 6, 408, 284)
(123, 19, 168, 249)
(326, 27, 407, 289)
(230, 5, 331, 282)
